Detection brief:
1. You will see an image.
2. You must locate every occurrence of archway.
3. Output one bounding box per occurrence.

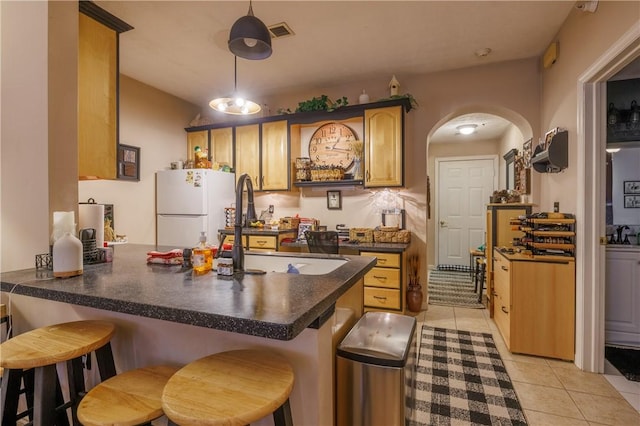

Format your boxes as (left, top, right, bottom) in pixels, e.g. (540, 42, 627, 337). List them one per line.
(425, 105, 534, 271)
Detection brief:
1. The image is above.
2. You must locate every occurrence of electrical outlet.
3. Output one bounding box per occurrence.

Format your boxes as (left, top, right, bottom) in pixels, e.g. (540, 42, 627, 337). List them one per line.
(268, 205, 274, 214)
(553, 202, 559, 212)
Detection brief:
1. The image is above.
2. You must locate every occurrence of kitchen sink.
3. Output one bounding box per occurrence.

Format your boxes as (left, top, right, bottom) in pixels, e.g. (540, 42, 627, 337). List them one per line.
(243, 253, 348, 275)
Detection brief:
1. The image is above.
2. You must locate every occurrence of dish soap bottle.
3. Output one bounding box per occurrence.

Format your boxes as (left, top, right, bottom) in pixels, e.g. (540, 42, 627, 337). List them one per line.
(192, 231, 213, 275)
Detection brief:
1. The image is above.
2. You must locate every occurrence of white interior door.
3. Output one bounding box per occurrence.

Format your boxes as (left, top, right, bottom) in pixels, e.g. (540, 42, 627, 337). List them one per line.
(437, 157, 496, 266)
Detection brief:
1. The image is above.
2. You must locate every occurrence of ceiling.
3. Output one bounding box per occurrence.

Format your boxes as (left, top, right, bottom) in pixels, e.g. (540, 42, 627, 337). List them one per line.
(95, 0, 578, 139)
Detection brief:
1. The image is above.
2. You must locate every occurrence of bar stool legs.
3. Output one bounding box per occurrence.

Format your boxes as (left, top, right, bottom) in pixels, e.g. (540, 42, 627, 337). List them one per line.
(0, 320, 116, 426)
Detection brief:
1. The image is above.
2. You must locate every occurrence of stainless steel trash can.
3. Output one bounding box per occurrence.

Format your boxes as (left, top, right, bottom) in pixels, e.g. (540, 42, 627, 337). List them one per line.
(336, 311, 416, 426)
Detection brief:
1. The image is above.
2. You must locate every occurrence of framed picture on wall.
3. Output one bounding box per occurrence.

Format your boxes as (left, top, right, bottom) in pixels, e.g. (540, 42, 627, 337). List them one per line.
(118, 144, 140, 181)
(523, 138, 533, 168)
(624, 195, 640, 208)
(327, 190, 342, 210)
(623, 181, 640, 194)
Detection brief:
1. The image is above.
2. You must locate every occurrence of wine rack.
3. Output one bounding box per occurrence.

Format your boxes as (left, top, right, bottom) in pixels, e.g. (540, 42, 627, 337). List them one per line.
(518, 213, 576, 257)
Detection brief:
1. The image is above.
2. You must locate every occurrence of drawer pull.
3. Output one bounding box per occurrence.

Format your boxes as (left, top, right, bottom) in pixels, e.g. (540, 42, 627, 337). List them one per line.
(501, 266, 508, 271)
(378, 258, 387, 264)
(256, 240, 267, 246)
(373, 275, 387, 280)
(501, 306, 509, 314)
(373, 295, 387, 301)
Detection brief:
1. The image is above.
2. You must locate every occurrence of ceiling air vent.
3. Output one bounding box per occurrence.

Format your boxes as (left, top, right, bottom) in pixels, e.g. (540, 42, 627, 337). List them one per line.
(268, 22, 294, 39)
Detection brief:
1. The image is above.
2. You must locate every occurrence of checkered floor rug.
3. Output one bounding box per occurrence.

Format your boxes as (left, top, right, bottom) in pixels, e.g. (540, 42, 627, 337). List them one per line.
(428, 269, 485, 309)
(408, 326, 527, 425)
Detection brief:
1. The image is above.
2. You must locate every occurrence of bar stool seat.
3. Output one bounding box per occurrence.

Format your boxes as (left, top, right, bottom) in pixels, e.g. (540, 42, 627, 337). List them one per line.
(1, 320, 116, 425)
(77, 365, 180, 426)
(162, 349, 294, 426)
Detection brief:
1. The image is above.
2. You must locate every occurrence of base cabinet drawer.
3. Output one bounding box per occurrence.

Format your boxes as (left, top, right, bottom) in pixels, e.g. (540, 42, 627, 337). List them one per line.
(248, 235, 276, 250)
(364, 267, 401, 289)
(494, 294, 511, 347)
(360, 251, 400, 268)
(364, 287, 401, 310)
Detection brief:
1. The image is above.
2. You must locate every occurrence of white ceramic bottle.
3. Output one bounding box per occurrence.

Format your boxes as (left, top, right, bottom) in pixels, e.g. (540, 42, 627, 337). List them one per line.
(53, 231, 83, 278)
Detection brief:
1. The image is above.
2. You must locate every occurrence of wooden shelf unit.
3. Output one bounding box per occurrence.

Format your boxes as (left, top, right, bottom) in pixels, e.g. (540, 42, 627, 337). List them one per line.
(518, 215, 576, 257)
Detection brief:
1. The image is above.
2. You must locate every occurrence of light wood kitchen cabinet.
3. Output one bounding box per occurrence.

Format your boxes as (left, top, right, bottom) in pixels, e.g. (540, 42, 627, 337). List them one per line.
(78, 13, 118, 179)
(492, 249, 575, 360)
(234, 124, 260, 186)
(364, 105, 403, 187)
(78, 4, 132, 180)
(260, 120, 289, 190)
(486, 204, 533, 316)
(605, 248, 640, 347)
(361, 251, 404, 312)
(219, 231, 297, 252)
(186, 130, 207, 161)
(233, 122, 288, 191)
(210, 127, 233, 167)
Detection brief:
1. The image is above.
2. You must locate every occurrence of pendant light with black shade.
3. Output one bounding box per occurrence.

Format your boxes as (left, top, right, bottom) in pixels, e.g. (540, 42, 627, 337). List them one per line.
(210, 55, 261, 115)
(228, 0, 272, 60)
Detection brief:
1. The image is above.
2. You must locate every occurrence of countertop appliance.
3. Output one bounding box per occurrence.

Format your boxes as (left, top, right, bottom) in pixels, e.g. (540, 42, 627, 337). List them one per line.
(156, 169, 235, 247)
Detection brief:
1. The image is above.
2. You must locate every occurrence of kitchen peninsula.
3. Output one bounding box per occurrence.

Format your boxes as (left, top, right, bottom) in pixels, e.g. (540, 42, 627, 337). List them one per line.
(0, 244, 375, 425)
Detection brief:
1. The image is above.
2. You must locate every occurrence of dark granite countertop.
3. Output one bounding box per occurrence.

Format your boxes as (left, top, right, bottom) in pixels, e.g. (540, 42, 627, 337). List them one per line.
(0, 245, 375, 341)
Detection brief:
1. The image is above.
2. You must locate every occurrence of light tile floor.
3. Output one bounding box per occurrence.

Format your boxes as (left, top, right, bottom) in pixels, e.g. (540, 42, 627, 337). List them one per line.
(412, 304, 640, 425)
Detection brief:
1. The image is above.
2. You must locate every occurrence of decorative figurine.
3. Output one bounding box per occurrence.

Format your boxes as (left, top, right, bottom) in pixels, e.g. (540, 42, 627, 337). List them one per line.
(389, 75, 400, 96)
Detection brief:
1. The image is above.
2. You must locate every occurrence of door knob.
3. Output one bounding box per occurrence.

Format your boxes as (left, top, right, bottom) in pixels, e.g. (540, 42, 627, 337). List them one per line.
(440, 221, 448, 227)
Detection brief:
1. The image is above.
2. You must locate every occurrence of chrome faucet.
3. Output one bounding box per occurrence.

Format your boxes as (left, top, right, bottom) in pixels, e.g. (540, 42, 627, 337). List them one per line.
(232, 174, 257, 272)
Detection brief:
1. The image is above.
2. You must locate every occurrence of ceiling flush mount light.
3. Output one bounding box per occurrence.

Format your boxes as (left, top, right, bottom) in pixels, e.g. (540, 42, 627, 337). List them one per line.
(210, 56, 261, 115)
(606, 147, 621, 153)
(457, 124, 478, 135)
(228, 0, 272, 60)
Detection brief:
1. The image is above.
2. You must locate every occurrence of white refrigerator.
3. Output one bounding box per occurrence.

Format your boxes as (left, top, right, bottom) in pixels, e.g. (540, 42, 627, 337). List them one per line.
(156, 169, 235, 247)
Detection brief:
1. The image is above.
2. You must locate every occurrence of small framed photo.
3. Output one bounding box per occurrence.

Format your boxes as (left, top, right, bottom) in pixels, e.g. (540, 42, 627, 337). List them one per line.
(118, 144, 140, 181)
(522, 138, 533, 168)
(543, 128, 558, 150)
(327, 190, 342, 210)
(624, 195, 640, 208)
(623, 181, 640, 194)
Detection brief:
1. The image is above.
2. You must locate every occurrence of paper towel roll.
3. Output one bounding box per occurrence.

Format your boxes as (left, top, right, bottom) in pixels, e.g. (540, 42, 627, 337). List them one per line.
(79, 203, 105, 248)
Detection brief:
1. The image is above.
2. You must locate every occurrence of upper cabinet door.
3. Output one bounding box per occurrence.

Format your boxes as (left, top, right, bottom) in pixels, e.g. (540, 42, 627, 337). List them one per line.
(261, 120, 289, 191)
(364, 105, 403, 187)
(234, 124, 260, 187)
(78, 13, 118, 179)
(210, 127, 233, 168)
(186, 130, 208, 161)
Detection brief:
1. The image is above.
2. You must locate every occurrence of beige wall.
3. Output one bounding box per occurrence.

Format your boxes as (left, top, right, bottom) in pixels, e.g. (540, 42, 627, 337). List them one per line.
(79, 75, 200, 244)
(1, 1, 50, 271)
(538, 1, 640, 214)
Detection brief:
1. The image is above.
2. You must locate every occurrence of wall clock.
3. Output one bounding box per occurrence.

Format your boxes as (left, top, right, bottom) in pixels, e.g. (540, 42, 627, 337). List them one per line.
(308, 122, 357, 169)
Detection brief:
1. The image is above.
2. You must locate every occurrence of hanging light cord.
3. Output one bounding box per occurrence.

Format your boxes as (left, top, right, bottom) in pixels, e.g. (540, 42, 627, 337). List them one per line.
(234, 55, 237, 94)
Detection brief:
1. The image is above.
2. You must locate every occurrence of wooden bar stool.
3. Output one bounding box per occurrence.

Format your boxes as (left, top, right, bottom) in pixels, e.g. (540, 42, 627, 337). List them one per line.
(0, 320, 116, 426)
(77, 365, 180, 426)
(162, 349, 294, 426)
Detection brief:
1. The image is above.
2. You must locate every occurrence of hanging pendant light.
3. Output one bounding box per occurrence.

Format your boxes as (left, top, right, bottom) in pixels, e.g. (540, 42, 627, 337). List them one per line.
(210, 56, 261, 115)
(228, 0, 272, 60)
